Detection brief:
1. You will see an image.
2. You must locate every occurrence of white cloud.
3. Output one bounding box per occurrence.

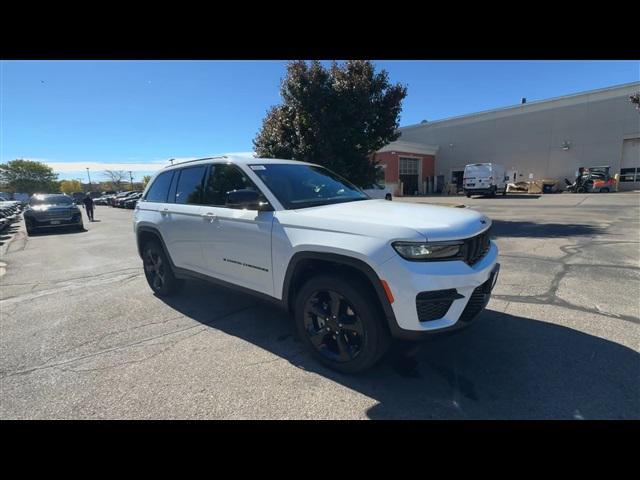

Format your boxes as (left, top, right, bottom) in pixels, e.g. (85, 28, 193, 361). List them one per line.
(35, 152, 257, 174)
(44, 160, 172, 173)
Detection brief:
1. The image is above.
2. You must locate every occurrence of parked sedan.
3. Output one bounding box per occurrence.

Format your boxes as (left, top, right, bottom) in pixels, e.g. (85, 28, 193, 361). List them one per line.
(123, 192, 143, 209)
(94, 195, 114, 205)
(362, 183, 393, 200)
(23, 194, 84, 235)
(113, 191, 142, 208)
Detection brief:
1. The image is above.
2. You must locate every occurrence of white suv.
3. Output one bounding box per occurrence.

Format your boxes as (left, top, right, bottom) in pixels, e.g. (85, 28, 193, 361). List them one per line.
(134, 156, 499, 373)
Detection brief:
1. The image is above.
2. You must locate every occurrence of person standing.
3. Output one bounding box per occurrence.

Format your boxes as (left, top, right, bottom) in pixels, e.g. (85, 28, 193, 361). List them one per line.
(82, 193, 95, 222)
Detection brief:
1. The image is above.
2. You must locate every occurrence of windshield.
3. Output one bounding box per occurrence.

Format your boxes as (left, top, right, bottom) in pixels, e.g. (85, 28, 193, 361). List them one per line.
(249, 163, 369, 209)
(29, 195, 73, 206)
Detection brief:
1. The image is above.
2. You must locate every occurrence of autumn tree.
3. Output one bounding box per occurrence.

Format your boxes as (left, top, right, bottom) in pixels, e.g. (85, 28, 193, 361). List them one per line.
(253, 60, 407, 186)
(60, 179, 82, 194)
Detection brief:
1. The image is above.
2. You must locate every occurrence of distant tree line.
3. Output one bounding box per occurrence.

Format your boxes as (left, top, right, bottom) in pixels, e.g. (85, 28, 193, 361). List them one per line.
(0, 159, 149, 195)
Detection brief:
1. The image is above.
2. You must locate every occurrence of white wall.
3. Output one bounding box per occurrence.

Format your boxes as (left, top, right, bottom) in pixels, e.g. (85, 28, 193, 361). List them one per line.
(398, 83, 640, 183)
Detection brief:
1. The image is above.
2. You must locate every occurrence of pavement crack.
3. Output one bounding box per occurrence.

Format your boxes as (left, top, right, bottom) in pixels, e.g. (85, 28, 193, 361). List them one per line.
(0, 305, 260, 379)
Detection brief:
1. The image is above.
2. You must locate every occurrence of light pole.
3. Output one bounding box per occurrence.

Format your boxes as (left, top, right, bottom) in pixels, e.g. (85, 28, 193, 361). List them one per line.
(129, 171, 134, 191)
(86, 168, 92, 192)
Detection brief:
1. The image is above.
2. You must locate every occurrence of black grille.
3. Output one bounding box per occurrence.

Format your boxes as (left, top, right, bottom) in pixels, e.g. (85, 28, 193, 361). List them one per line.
(416, 289, 463, 322)
(463, 228, 491, 266)
(459, 278, 492, 323)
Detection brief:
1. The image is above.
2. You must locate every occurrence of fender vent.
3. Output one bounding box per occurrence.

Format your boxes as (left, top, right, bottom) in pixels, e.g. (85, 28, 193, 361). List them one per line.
(459, 277, 492, 323)
(416, 289, 463, 322)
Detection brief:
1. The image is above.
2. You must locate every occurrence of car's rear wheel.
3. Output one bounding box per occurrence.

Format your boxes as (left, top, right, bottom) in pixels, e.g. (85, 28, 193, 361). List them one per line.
(294, 274, 390, 374)
(142, 240, 183, 296)
(385, 193, 392, 201)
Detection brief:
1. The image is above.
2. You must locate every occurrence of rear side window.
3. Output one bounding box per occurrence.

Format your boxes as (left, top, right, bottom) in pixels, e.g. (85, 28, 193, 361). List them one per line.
(174, 166, 207, 205)
(144, 171, 174, 203)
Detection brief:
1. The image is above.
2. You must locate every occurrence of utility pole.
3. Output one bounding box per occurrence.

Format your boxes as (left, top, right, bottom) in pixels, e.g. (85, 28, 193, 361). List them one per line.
(169, 158, 174, 165)
(86, 168, 92, 192)
(129, 171, 134, 191)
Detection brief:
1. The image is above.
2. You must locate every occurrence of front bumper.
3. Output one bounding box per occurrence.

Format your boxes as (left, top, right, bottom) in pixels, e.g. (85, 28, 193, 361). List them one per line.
(26, 214, 83, 229)
(465, 188, 494, 196)
(377, 242, 499, 340)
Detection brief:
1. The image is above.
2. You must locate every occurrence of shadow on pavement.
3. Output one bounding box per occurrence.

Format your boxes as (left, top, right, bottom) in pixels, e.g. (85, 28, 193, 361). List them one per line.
(0, 225, 21, 245)
(26, 227, 87, 236)
(467, 194, 542, 199)
(159, 279, 639, 419)
(491, 220, 605, 238)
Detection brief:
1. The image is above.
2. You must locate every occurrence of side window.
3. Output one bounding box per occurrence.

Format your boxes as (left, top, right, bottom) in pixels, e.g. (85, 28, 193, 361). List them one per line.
(174, 166, 207, 205)
(144, 171, 174, 203)
(202, 164, 259, 207)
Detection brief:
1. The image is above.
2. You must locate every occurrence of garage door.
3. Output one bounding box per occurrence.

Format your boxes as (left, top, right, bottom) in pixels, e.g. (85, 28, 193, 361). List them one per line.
(619, 138, 640, 190)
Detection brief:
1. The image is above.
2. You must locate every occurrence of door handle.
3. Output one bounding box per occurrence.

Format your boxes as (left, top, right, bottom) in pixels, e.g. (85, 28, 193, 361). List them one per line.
(160, 208, 170, 216)
(201, 212, 217, 222)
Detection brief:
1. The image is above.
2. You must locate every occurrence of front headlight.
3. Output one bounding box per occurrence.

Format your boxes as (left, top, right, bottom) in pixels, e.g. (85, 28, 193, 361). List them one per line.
(392, 241, 464, 261)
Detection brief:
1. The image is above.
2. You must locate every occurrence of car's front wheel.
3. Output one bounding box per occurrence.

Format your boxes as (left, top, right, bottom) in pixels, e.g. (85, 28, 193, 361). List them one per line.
(142, 240, 183, 296)
(294, 274, 390, 374)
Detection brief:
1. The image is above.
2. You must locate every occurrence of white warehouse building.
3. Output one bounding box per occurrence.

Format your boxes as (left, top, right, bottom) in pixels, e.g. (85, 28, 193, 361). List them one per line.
(376, 81, 640, 193)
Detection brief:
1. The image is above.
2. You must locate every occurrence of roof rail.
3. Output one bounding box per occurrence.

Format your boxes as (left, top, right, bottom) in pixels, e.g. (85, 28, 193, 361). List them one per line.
(164, 156, 227, 168)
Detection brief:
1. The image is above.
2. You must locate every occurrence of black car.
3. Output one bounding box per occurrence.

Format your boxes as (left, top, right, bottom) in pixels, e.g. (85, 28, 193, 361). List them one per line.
(23, 194, 84, 235)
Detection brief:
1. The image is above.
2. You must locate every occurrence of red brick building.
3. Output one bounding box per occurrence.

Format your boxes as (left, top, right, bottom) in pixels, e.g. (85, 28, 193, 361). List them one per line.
(371, 141, 439, 196)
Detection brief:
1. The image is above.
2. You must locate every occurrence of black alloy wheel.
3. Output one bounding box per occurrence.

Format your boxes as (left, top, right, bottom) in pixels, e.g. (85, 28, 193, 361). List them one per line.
(295, 274, 390, 373)
(303, 290, 365, 363)
(144, 247, 166, 292)
(142, 241, 183, 296)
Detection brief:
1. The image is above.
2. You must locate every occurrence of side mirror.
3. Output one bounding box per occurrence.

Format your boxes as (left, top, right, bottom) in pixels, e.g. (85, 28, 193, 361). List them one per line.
(225, 189, 272, 211)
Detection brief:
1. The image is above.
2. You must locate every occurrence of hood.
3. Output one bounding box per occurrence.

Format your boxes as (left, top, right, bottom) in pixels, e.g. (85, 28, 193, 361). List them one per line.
(283, 199, 490, 241)
(29, 204, 78, 213)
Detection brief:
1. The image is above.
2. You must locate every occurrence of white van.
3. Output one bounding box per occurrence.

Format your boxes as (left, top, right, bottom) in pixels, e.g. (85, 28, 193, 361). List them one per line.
(463, 163, 508, 197)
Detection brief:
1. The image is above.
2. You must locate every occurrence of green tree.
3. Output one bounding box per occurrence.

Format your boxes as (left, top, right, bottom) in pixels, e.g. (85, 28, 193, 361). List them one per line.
(0, 159, 59, 194)
(142, 175, 152, 187)
(60, 179, 82, 195)
(630, 92, 640, 111)
(253, 60, 407, 186)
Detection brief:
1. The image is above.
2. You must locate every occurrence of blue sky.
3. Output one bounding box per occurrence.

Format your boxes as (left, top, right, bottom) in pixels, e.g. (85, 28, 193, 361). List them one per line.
(1, 60, 638, 181)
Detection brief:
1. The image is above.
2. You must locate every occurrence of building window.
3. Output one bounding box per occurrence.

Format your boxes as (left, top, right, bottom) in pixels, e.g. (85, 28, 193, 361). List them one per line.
(620, 167, 640, 182)
(399, 157, 419, 175)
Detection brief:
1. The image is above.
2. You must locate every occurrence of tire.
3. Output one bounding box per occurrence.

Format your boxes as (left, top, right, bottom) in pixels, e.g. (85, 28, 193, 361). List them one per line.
(502, 188, 507, 196)
(26, 224, 35, 235)
(142, 240, 184, 297)
(294, 274, 390, 374)
(385, 193, 392, 201)
(577, 186, 586, 193)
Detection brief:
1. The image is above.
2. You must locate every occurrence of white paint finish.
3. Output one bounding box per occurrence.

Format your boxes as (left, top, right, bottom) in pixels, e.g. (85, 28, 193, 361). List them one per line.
(135, 156, 498, 337)
(199, 206, 274, 295)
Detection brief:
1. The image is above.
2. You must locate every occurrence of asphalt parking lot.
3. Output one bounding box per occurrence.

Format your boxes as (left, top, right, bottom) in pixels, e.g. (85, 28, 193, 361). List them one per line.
(1, 193, 639, 419)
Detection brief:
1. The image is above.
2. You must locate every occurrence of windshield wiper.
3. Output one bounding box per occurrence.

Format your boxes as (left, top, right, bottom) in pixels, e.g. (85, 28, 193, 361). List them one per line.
(291, 197, 368, 209)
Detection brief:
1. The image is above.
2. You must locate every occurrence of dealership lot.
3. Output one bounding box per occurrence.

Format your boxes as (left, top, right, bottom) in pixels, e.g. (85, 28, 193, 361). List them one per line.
(0, 193, 638, 419)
